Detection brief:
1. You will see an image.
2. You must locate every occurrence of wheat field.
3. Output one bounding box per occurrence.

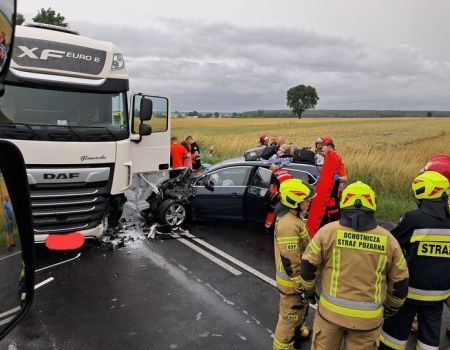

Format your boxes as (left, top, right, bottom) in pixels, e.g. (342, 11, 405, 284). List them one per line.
(172, 117, 450, 221)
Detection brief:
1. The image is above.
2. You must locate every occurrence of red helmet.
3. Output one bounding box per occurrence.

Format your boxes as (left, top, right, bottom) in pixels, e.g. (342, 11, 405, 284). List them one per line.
(273, 168, 292, 183)
(259, 134, 268, 144)
(320, 136, 334, 145)
(425, 154, 450, 182)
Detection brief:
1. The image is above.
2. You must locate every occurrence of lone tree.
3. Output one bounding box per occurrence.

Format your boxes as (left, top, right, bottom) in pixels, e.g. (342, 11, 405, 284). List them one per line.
(32, 7, 68, 27)
(286, 84, 319, 119)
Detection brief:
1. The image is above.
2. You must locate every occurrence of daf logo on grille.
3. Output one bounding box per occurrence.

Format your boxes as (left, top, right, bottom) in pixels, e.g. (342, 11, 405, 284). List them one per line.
(43, 173, 80, 180)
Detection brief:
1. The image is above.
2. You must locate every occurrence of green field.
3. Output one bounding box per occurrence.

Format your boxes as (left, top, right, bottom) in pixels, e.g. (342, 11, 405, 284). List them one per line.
(172, 117, 450, 222)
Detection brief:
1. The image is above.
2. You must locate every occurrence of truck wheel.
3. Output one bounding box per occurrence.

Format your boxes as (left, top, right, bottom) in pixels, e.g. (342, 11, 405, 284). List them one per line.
(156, 200, 187, 227)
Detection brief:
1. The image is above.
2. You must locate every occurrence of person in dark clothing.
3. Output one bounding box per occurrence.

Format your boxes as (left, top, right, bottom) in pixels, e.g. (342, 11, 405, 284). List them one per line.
(186, 136, 201, 171)
(379, 170, 450, 350)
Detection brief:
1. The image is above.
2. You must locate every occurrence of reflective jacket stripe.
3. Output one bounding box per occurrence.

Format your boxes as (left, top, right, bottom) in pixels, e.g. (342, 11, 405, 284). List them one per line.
(273, 337, 294, 350)
(298, 275, 315, 289)
(410, 228, 450, 243)
(330, 248, 341, 297)
(276, 273, 300, 288)
(374, 255, 387, 303)
(379, 329, 407, 350)
(407, 287, 450, 302)
(322, 290, 382, 310)
(416, 339, 439, 350)
(386, 293, 405, 307)
(309, 240, 321, 254)
(319, 294, 383, 319)
(396, 254, 406, 270)
(276, 236, 299, 244)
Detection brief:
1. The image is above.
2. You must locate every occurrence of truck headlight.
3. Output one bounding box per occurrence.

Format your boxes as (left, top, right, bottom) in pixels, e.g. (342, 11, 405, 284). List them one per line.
(111, 53, 125, 70)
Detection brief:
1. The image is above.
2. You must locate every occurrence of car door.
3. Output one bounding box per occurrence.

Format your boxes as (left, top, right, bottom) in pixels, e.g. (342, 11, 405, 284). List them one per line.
(192, 166, 252, 220)
(244, 166, 272, 222)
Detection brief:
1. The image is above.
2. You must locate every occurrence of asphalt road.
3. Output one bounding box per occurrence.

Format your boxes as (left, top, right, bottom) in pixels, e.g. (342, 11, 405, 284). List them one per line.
(2, 222, 450, 349)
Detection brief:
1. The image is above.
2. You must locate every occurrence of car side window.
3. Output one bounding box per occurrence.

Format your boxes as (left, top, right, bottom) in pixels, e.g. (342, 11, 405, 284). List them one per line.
(208, 166, 250, 186)
(286, 169, 317, 185)
(251, 167, 272, 189)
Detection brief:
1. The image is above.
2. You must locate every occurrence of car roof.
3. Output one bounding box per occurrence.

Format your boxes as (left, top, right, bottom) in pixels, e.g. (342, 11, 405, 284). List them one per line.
(207, 157, 320, 176)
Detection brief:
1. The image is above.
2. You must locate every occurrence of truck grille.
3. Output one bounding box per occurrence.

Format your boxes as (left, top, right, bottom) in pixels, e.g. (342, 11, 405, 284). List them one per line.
(28, 165, 113, 235)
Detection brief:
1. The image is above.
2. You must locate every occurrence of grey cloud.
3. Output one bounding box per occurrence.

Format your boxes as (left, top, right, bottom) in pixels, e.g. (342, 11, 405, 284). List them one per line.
(73, 19, 450, 111)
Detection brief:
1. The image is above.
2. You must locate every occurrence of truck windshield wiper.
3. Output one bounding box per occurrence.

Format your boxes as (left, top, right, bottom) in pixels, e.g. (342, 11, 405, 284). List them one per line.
(0, 123, 41, 140)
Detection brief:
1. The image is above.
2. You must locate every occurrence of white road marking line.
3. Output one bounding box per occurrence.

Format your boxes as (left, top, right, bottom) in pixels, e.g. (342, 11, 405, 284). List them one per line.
(181, 232, 319, 310)
(177, 238, 242, 276)
(35, 253, 81, 273)
(0, 306, 21, 319)
(0, 251, 22, 261)
(181, 232, 276, 287)
(35, 277, 55, 290)
(0, 315, 15, 326)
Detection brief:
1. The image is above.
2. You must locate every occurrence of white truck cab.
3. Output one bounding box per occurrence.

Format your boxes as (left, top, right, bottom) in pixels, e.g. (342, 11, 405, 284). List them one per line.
(0, 22, 170, 242)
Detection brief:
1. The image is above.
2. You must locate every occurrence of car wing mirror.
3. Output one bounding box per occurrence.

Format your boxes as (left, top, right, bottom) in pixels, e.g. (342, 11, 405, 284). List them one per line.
(0, 0, 17, 95)
(0, 140, 35, 340)
(204, 176, 215, 191)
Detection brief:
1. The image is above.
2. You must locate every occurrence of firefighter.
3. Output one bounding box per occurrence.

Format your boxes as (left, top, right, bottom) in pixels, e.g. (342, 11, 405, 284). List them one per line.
(319, 136, 348, 226)
(298, 181, 409, 350)
(379, 171, 450, 350)
(265, 165, 293, 233)
(273, 178, 315, 350)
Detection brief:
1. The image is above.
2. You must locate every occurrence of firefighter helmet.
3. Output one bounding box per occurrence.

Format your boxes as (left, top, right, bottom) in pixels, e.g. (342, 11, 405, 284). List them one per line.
(340, 181, 377, 212)
(412, 171, 449, 200)
(279, 179, 314, 209)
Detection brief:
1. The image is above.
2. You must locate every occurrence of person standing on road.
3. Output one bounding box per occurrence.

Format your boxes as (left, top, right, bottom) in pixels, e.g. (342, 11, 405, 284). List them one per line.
(320, 137, 348, 226)
(379, 171, 450, 350)
(180, 141, 192, 169)
(186, 136, 202, 171)
(298, 181, 409, 350)
(3, 195, 15, 251)
(314, 137, 325, 166)
(273, 178, 315, 350)
(264, 164, 293, 234)
(170, 136, 188, 168)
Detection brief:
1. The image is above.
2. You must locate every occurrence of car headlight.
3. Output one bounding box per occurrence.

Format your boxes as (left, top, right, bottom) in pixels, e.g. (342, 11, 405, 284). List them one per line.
(111, 53, 125, 70)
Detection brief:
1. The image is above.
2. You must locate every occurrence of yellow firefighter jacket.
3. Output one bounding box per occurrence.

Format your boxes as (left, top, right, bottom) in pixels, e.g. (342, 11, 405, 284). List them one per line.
(300, 221, 409, 330)
(274, 209, 310, 295)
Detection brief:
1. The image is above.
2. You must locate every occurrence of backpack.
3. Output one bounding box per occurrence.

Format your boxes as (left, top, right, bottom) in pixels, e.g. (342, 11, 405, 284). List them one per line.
(259, 145, 278, 160)
(293, 147, 315, 165)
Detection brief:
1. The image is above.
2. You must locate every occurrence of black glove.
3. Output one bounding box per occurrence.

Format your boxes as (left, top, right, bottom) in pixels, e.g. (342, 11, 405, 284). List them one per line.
(299, 290, 316, 305)
(383, 305, 399, 319)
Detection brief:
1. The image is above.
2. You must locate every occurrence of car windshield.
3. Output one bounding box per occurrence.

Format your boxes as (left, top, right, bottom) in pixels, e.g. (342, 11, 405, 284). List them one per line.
(0, 85, 128, 130)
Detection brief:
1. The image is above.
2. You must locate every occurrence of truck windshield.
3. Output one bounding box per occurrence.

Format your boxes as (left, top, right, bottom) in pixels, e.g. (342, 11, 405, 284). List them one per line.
(0, 85, 128, 131)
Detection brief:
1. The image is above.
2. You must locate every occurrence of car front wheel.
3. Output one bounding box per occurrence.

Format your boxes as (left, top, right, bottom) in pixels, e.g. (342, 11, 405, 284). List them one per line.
(156, 199, 188, 227)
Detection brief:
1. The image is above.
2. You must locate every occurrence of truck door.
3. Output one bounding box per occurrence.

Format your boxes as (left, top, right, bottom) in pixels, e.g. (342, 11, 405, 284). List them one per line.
(129, 94, 170, 174)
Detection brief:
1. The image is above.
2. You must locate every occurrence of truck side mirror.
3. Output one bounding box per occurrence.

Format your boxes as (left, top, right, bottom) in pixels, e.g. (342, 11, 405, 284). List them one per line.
(0, 140, 35, 340)
(140, 97, 153, 121)
(0, 0, 17, 95)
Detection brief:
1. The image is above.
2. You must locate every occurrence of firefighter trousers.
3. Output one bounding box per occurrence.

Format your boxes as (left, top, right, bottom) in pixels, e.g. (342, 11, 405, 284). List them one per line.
(273, 293, 308, 350)
(311, 312, 379, 350)
(380, 299, 443, 350)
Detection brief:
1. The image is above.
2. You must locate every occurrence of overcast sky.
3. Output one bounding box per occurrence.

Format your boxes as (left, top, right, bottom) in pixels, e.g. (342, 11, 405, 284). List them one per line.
(17, 0, 450, 112)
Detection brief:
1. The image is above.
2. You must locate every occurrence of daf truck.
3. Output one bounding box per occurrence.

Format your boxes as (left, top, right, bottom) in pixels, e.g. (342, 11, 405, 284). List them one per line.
(0, 22, 170, 242)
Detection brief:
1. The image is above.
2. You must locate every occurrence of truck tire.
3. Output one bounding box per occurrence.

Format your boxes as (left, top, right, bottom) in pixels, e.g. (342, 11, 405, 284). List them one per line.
(156, 199, 188, 227)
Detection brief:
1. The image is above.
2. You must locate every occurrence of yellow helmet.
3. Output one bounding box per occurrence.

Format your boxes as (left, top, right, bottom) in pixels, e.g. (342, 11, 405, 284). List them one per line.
(279, 179, 314, 209)
(412, 171, 449, 200)
(340, 181, 376, 212)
